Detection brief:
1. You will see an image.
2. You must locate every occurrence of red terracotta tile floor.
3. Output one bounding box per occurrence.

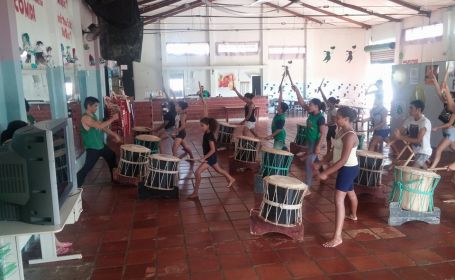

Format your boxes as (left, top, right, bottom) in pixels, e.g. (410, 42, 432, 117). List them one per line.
(24, 117, 455, 279)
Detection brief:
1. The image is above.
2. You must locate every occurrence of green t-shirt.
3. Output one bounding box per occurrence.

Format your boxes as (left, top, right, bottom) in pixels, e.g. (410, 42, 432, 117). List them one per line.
(305, 112, 325, 143)
(81, 113, 104, 150)
(202, 90, 210, 98)
(272, 113, 286, 142)
(27, 114, 36, 124)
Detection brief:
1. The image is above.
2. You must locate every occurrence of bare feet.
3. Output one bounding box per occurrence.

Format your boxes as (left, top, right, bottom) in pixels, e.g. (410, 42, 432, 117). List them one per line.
(346, 214, 358, 221)
(227, 179, 236, 188)
(323, 238, 343, 248)
(56, 246, 70, 256)
(188, 192, 199, 199)
(304, 190, 312, 197)
(296, 151, 305, 157)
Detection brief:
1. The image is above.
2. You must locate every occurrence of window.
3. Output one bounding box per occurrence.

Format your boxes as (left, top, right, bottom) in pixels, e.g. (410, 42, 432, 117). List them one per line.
(216, 42, 259, 56)
(166, 43, 209, 56)
(269, 46, 305, 59)
(404, 23, 443, 42)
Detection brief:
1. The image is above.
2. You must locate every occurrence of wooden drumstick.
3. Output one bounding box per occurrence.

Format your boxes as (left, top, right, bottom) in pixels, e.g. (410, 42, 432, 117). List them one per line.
(279, 67, 287, 89)
(428, 162, 455, 171)
(317, 78, 325, 93)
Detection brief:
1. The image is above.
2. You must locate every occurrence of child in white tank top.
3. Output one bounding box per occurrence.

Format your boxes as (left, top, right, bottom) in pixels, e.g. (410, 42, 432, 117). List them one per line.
(318, 107, 359, 248)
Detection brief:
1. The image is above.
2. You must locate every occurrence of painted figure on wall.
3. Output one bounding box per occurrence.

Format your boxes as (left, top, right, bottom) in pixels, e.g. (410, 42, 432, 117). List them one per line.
(323, 51, 332, 63)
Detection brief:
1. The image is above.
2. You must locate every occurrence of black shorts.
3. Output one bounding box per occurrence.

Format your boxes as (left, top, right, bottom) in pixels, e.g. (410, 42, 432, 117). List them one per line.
(327, 125, 337, 141)
(176, 130, 186, 139)
(335, 165, 360, 192)
(207, 155, 217, 166)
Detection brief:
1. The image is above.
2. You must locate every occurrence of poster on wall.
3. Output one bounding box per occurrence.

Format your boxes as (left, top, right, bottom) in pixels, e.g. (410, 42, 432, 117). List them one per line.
(409, 68, 419, 85)
(218, 73, 235, 89)
(424, 65, 439, 85)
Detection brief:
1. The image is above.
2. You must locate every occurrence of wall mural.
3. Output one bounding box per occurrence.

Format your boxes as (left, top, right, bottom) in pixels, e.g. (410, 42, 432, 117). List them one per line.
(263, 80, 370, 108)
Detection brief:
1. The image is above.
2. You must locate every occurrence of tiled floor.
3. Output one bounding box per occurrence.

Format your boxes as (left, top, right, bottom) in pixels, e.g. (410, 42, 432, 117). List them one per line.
(25, 116, 455, 280)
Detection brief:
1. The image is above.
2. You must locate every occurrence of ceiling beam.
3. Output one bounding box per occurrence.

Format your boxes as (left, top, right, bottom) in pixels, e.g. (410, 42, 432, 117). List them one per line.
(140, 0, 181, 14)
(387, 0, 431, 17)
(298, 1, 371, 29)
(143, 0, 205, 25)
(327, 0, 400, 22)
(264, 2, 323, 25)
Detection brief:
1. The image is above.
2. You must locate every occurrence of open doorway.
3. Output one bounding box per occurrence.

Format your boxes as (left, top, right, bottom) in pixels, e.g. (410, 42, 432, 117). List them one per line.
(366, 63, 393, 110)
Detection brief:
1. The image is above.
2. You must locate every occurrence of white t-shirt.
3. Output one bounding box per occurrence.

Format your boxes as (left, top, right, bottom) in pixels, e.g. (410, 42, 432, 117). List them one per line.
(402, 115, 432, 156)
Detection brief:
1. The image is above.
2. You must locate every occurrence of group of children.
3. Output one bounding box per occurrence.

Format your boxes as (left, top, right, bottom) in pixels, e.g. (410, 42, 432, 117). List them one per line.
(17, 76, 452, 249)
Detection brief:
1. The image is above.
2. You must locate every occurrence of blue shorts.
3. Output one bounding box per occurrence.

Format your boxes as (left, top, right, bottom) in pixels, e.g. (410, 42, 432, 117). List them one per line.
(373, 129, 390, 139)
(207, 155, 217, 166)
(336, 165, 360, 192)
(443, 127, 455, 141)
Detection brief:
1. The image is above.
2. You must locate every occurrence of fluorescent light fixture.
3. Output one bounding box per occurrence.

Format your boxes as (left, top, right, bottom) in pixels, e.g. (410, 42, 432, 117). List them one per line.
(405, 23, 443, 42)
(166, 43, 209, 56)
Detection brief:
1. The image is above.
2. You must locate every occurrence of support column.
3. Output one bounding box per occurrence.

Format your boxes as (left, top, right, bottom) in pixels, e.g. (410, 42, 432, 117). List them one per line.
(0, 0, 26, 130)
(47, 67, 68, 119)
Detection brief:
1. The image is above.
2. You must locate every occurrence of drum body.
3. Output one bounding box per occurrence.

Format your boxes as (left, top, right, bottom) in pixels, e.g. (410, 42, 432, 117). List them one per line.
(132, 126, 152, 136)
(294, 124, 306, 145)
(135, 134, 160, 154)
(260, 147, 294, 177)
(144, 154, 180, 190)
(217, 123, 237, 145)
(357, 133, 365, 150)
(118, 144, 151, 178)
(356, 150, 384, 187)
(259, 176, 307, 227)
(234, 136, 260, 163)
(392, 166, 440, 212)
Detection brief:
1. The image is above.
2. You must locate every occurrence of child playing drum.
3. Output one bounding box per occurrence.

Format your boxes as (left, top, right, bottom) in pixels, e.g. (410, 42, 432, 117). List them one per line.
(291, 83, 328, 193)
(151, 91, 177, 154)
(263, 82, 289, 150)
(172, 100, 194, 160)
(319, 87, 339, 151)
(318, 107, 359, 248)
(233, 85, 259, 138)
(190, 97, 236, 199)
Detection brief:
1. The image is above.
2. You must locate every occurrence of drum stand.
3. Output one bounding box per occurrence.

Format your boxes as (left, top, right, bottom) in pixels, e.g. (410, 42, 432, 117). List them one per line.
(388, 202, 440, 226)
(249, 209, 304, 241)
(113, 168, 143, 186)
(388, 140, 415, 166)
(138, 182, 179, 199)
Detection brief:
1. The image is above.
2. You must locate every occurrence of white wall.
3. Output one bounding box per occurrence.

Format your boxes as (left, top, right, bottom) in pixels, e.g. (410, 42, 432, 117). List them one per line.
(134, 5, 373, 101)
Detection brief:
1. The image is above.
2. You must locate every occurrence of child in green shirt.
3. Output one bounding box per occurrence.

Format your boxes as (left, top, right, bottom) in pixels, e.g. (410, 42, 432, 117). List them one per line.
(264, 86, 289, 150)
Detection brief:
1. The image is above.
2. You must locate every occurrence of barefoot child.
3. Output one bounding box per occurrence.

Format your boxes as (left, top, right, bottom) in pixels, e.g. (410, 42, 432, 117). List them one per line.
(318, 106, 359, 248)
(291, 83, 327, 192)
(190, 98, 235, 198)
(233, 85, 259, 138)
(172, 101, 194, 159)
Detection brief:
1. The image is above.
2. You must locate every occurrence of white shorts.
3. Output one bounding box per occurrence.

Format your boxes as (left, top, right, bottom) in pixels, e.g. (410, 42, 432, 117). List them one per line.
(245, 121, 256, 129)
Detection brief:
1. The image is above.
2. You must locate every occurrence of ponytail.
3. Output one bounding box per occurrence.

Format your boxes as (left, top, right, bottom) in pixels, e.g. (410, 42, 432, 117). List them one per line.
(200, 117, 218, 133)
(310, 98, 326, 112)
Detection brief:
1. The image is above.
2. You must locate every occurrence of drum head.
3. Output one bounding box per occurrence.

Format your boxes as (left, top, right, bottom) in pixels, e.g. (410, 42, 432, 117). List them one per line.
(264, 175, 307, 190)
(121, 144, 151, 153)
(238, 135, 260, 142)
(356, 150, 384, 159)
(262, 146, 293, 157)
(395, 166, 440, 179)
(151, 153, 181, 162)
(133, 126, 152, 132)
(136, 134, 161, 142)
